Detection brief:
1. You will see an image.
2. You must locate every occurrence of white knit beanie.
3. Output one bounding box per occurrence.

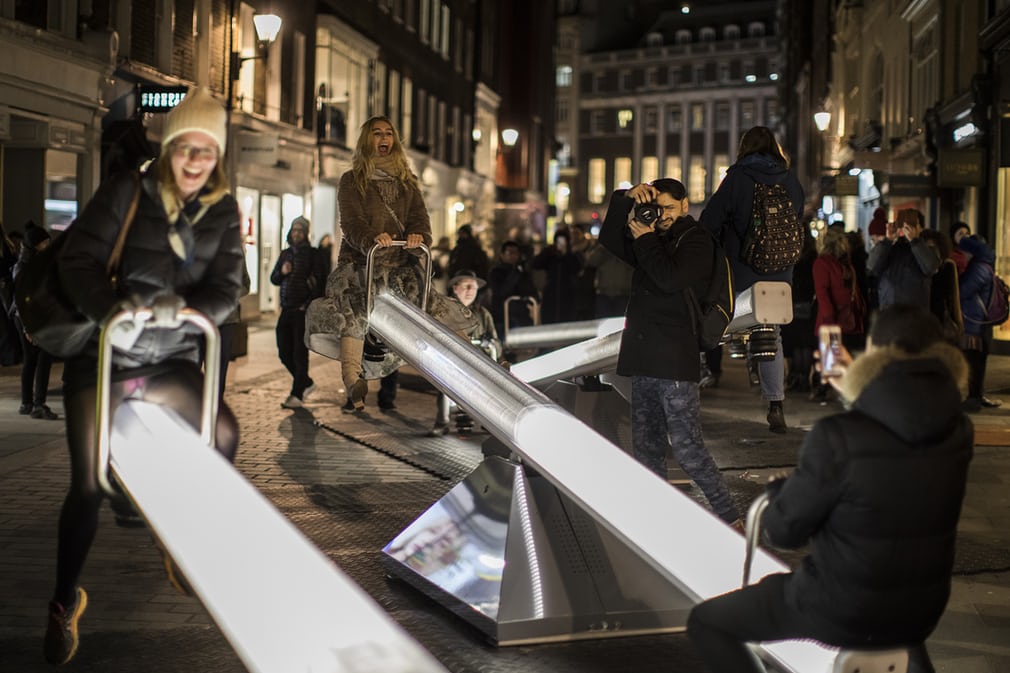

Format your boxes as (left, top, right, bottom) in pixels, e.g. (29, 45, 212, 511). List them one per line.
(161, 87, 228, 153)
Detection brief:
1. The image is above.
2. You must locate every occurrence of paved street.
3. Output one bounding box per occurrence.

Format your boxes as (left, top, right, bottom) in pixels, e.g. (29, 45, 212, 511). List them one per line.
(1, 321, 1009, 672)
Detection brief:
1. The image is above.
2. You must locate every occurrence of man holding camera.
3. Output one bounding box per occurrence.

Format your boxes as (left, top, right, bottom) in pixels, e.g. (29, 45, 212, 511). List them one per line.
(599, 179, 741, 528)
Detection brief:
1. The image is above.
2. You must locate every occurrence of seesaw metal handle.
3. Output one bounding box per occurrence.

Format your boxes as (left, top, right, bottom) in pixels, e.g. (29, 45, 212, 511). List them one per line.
(742, 491, 772, 588)
(503, 295, 540, 342)
(95, 296, 221, 497)
(364, 241, 432, 318)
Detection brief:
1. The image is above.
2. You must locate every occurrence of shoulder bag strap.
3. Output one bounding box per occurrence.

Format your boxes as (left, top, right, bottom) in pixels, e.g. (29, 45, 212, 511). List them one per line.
(371, 181, 406, 235)
(106, 173, 142, 281)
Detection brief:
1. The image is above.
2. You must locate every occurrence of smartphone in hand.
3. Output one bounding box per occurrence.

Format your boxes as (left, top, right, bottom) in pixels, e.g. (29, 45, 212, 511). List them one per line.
(819, 325, 843, 377)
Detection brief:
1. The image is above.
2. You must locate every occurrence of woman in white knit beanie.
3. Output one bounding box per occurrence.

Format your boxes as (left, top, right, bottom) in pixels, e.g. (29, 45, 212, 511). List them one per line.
(43, 86, 244, 667)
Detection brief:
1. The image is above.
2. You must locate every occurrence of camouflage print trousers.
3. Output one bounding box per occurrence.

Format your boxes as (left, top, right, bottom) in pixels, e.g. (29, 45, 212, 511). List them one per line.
(631, 376, 739, 524)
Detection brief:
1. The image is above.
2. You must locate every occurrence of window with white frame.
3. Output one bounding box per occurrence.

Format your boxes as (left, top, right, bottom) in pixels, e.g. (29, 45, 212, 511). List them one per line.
(315, 20, 377, 144)
(617, 108, 634, 132)
(557, 65, 573, 87)
(642, 157, 659, 184)
(691, 103, 705, 130)
(556, 99, 569, 124)
(644, 106, 658, 133)
(420, 0, 430, 43)
(725, 24, 740, 40)
(676, 29, 691, 45)
(620, 70, 633, 91)
(748, 22, 765, 38)
(402, 77, 413, 145)
(668, 105, 682, 131)
(664, 156, 682, 183)
(714, 153, 730, 185)
(588, 158, 606, 203)
(614, 157, 632, 190)
(911, 22, 938, 133)
(668, 65, 681, 87)
(440, 3, 450, 58)
(646, 66, 658, 87)
(689, 156, 707, 202)
(740, 99, 755, 129)
(700, 27, 715, 42)
(715, 101, 730, 130)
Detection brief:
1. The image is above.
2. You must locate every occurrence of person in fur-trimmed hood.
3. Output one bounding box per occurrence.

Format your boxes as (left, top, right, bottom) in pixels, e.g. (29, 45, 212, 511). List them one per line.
(688, 304, 973, 673)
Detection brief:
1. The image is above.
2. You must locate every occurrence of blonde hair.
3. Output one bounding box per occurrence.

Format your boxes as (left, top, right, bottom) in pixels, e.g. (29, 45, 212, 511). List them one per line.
(351, 116, 419, 195)
(155, 149, 230, 207)
(818, 226, 850, 259)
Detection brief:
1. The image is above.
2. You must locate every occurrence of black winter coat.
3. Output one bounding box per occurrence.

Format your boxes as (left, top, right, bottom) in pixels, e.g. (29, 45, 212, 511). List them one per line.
(699, 153, 804, 291)
(866, 237, 940, 309)
(762, 343, 972, 646)
(59, 169, 244, 368)
(599, 190, 713, 382)
(270, 243, 326, 310)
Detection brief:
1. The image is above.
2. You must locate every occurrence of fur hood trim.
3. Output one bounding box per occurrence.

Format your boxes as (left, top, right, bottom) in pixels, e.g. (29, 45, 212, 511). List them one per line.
(838, 341, 969, 405)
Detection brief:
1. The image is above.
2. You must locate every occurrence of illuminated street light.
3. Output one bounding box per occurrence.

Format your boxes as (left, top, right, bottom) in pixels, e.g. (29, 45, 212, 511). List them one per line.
(813, 110, 831, 132)
(501, 128, 519, 147)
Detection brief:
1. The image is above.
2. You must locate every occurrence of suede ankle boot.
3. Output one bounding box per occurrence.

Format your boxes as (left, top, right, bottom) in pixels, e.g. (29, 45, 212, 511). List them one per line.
(340, 337, 367, 410)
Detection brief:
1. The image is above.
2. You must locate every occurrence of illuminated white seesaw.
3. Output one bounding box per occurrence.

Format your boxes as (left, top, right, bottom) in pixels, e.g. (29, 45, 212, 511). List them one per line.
(96, 297, 448, 673)
(507, 280, 794, 392)
(370, 290, 839, 670)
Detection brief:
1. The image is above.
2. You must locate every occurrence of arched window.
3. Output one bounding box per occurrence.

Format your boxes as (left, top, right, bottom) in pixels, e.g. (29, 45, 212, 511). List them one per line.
(645, 31, 663, 47)
(699, 27, 716, 42)
(676, 29, 692, 45)
(747, 22, 765, 38)
(724, 24, 740, 40)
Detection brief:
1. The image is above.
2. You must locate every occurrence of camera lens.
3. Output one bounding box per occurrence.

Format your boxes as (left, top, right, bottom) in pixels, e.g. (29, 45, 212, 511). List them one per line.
(633, 202, 662, 225)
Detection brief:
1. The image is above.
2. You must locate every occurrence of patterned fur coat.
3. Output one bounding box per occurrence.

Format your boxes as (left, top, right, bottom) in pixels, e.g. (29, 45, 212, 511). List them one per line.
(305, 168, 488, 376)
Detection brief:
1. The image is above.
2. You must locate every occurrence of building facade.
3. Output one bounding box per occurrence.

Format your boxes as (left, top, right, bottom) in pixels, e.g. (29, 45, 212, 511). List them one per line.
(558, 0, 782, 227)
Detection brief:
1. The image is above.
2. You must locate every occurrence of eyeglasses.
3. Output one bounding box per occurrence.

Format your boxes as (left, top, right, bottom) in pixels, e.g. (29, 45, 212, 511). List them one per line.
(172, 143, 218, 162)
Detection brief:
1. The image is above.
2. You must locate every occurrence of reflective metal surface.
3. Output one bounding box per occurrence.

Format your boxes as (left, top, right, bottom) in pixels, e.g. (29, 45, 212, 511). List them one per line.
(382, 457, 694, 645)
(509, 331, 621, 389)
(372, 293, 838, 669)
(503, 317, 624, 349)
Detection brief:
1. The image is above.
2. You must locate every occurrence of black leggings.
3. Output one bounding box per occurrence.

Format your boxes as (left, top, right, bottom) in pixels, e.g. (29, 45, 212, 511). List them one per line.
(53, 362, 239, 607)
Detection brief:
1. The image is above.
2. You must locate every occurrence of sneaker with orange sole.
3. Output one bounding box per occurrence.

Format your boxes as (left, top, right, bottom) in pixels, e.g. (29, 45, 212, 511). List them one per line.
(44, 587, 88, 665)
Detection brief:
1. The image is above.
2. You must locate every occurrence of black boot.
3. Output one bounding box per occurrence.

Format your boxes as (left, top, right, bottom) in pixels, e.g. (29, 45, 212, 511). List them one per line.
(767, 401, 786, 434)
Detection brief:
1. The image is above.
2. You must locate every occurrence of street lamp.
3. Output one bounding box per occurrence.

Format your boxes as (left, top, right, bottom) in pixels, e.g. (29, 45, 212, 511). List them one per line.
(229, 13, 282, 105)
(501, 128, 519, 147)
(813, 110, 831, 132)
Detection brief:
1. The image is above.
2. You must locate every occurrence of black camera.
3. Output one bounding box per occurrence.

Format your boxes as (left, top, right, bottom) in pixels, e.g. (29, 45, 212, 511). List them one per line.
(633, 202, 663, 225)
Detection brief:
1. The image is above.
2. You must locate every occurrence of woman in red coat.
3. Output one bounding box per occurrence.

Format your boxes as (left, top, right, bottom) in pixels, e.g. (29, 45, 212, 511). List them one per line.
(812, 227, 866, 400)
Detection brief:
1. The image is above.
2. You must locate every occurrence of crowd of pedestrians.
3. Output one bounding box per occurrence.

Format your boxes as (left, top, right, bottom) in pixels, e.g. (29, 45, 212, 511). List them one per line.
(1, 91, 1002, 673)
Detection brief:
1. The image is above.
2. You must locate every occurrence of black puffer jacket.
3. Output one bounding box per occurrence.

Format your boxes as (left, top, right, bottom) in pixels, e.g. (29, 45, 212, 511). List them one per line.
(599, 190, 713, 382)
(58, 169, 243, 368)
(762, 342, 972, 646)
(270, 243, 325, 309)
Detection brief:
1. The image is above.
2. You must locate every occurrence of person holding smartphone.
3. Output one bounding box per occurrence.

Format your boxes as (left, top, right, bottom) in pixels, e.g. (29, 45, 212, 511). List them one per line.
(867, 208, 940, 309)
(688, 305, 972, 673)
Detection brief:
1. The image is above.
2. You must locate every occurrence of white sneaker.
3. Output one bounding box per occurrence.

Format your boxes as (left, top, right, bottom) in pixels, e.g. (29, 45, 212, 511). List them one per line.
(303, 383, 317, 399)
(281, 395, 303, 409)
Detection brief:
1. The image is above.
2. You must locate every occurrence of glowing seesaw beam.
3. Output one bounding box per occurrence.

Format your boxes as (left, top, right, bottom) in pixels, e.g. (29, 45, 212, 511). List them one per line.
(109, 402, 449, 673)
(508, 330, 621, 389)
(99, 303, 447, 673)
(369, 292, 837, 673)
(503, 316, 625, 349)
